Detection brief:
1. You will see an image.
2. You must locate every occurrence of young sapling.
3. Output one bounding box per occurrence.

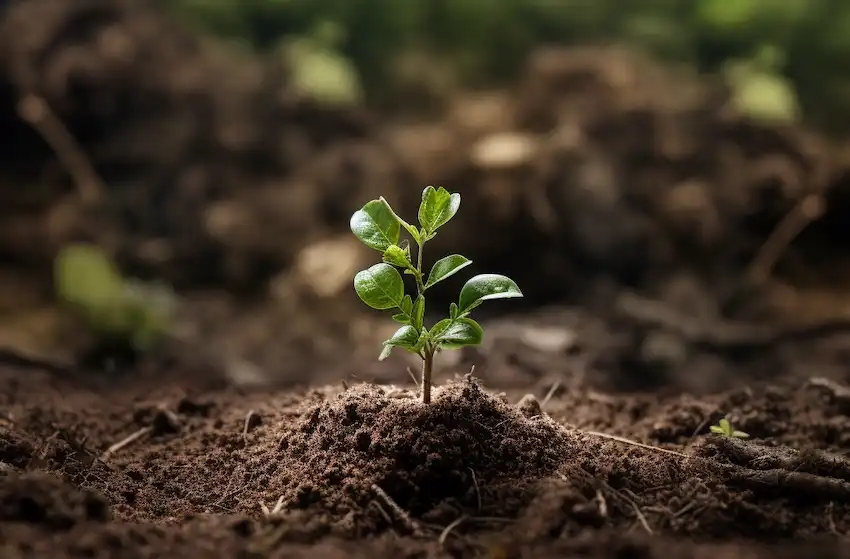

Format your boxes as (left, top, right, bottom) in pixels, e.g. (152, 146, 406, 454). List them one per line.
(350, 186, 523, 404)
(709, 418, 749, 439)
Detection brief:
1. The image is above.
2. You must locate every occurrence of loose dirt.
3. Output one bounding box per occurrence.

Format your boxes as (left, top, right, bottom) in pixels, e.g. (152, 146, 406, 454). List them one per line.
(4, 309, 850, 558)
(7, 1, 850, 557)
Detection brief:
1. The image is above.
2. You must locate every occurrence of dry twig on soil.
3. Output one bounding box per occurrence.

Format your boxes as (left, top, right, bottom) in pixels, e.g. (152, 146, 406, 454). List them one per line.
(371, 483, 424, 537)
(100, 427, 151, 460)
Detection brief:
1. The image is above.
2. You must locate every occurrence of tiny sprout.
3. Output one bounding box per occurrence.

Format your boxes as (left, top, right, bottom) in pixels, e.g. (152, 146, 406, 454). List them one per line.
(709, 418, 749, 439)
(350, 186, 523, 404)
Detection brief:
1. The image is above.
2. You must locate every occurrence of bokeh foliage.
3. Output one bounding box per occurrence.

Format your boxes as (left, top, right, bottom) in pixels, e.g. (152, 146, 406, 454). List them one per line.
(167, 0, 850, 128)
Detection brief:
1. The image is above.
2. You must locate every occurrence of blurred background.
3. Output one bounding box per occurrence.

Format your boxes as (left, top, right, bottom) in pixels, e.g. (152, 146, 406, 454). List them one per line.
(2, 0, 850, 392)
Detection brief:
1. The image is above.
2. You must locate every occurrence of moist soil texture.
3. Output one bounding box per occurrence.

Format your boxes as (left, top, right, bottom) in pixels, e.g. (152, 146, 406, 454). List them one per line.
(5, 317, 850, 558)
(8, 1, 850, 558)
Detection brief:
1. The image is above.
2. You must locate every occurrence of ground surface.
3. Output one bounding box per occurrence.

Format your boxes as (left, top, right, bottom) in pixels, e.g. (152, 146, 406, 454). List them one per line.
(4, 306, 850, 558)
(7, 1, 850, 557)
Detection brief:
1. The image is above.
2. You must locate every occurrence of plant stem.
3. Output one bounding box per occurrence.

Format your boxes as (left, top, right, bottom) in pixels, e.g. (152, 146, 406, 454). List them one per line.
(421, 347, 433, 404)
(415, 239, 425, 293)
(415, 238, 431, 404)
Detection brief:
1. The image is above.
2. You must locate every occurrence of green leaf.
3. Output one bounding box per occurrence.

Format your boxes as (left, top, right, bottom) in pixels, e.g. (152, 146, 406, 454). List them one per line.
(350, 200, 401, 252)
(379, 197, 420, 243)
(425, 254, 472, 289)
(413, 329, 429, 352)
(457, 274, 523, 314)
(732, 430, 750, 439)
(432, 317, 484, 349)
(400, 295, 413, 315)
(383, 245, 412, 269)
(719, 419, 730, 433)
(412, 295, 425, 331)
(449, 302, 459, 320)
(354, 263, 405, 310)
(54, 243, 124, 308)
(392, 313, 410, 324)
(429, 318, 457, 339)
(709, 426, 725, 434)
(379, 325, 421, 361)
(418, 186, 460, 236)
(378, 344, 394, 361)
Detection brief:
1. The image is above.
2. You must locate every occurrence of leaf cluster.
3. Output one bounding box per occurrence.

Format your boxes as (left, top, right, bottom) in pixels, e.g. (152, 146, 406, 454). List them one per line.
(709, 418, 749, 439)
(350, 186, 522, 360)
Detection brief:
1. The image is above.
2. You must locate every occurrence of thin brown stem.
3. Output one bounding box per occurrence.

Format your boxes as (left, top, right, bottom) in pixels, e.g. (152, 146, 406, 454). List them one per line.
(421, 348, 433, 404)
(745, 193, 824, 286)
(17, 94, 103, 206)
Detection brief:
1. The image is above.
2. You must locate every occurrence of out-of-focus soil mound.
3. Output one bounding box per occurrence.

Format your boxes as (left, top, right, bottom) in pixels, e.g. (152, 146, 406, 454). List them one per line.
(392, 47, 850, 321)
(0, 0, 405, 289)
(3, 0, 850, 381)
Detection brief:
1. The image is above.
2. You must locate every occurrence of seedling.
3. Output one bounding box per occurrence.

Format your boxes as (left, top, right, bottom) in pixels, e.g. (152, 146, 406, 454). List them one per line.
(350, 186, 523, 404)
(54, 243, 176, 352)
(709, 418, 749, 439)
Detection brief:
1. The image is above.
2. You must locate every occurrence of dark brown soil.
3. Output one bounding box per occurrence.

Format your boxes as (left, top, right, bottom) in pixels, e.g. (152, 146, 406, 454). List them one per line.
(5, 311, 850, 558)
(8, 1, 850, 557)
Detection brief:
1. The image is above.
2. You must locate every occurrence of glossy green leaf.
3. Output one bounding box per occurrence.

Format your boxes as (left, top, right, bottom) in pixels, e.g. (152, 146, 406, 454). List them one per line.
(429, 318, 453, 340)
(392, 313, 410, 324)
(350, 199, 400, 252)
(354, 263, 404, 310)
(458, 274, 523, 314)
(379, 197, 420, 243)
(425, 254, 472, 289)
(432, 317, 484, 349)
(449, 302, 459, 320)
(378, 344, 394, 361)
(383, 244, 412, 269)
(418, 186, 460, 236)
(412, 295, 425, 331)
(400, 295, 413, 315)
(378, 325, 421, 361)
(412, 329, 429, 353)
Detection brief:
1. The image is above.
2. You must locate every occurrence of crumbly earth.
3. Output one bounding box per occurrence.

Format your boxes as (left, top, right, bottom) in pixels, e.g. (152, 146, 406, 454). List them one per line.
(3, 329, 850, 559)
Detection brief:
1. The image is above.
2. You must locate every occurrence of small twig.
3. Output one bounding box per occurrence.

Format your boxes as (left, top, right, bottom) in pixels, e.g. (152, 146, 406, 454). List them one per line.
(582, 430, 689, 459)
(745, 193, 824, 286)
(371, 500, 394, 525)
(469, 468, 481, 512)
(691, 415, 711, 438)
(594, 489, 608, 518)
(672, 500, 696, 519)
(260, 495, 284, 516)
(16, 94, 104, 205)
(540, 380, 560, 411)
(438, 516, 467, 546)
(371, 484, 424, 536)
(243, 410, 259, 435)
(627, 498, 653, 535)
(565, 467, 653, 535)
(406, 367, 420, 388)
(100, 427, 151, 460)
